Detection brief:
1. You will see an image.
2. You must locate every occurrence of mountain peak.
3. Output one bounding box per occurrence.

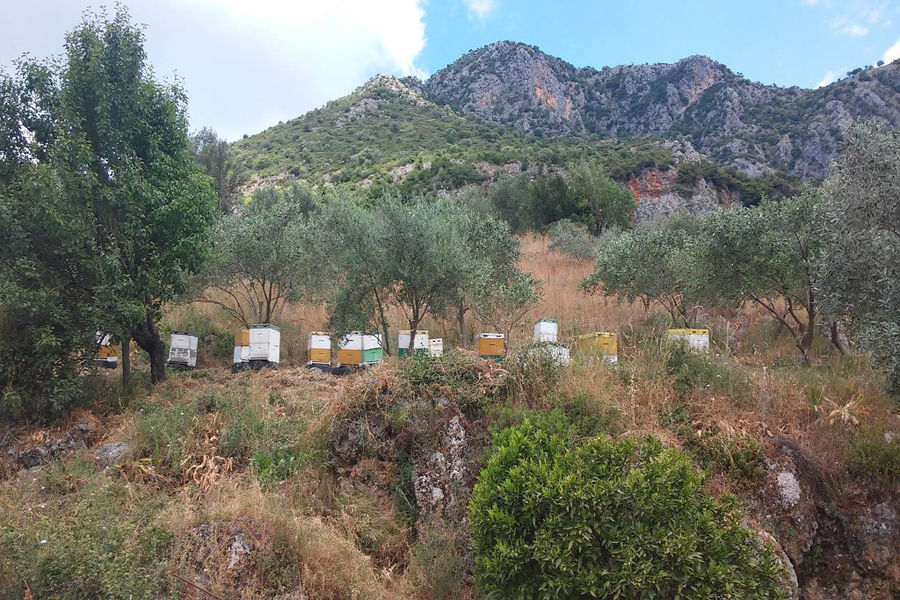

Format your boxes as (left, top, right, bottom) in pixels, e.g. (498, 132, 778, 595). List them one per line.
(421, 42, 899, 177)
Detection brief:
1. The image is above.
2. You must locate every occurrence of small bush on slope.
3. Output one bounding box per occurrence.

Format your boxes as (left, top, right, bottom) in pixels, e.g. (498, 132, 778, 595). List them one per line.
(469, 419, 786, 599)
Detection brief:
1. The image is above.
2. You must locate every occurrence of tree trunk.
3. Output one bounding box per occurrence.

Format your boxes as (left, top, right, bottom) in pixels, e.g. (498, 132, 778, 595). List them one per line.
(121, 334, 131, 388)
(132, 313, 167, 384)
(408, 324, 417, 356)
(799, 291, 816, 364)
(457, 305, 468, 348)
(828, 320, 851, 355)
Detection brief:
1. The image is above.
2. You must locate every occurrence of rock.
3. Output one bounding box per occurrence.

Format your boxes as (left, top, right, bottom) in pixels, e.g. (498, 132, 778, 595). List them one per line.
(422, 41, 900, 179)
(15, 420, 96, 468)
(95, 442, 129, 465)
(413, 414, 471, 525)
(776, 471, 801, 509)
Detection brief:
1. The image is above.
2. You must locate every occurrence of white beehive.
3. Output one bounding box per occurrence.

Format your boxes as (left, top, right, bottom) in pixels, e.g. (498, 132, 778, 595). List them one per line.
(533, 319, 559, 343)
(398, 329, 429, 357)
(529, 342, 570, 366)
(250, 324, 280, 365)
(667, 328, 710, 353)
(429, 338, 444, 357)
(168, 331, 198, 369)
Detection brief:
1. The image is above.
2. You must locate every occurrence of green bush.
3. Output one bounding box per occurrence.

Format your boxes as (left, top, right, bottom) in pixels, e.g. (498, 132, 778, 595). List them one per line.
(469, 420, 786, 599)
(250, 449, 303, 484)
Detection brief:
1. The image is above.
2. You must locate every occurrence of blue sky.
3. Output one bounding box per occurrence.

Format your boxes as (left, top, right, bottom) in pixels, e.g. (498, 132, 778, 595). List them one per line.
(422, 0, 900, 88)
(2, 0, 898, 140)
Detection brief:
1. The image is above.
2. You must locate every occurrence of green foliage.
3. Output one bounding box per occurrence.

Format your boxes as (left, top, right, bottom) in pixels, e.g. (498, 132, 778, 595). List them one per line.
(474, 273, 542, 343)
(820, 120, 900, 392)
(251, 449, 303, 484)
(582, 212, 699, 326)
(848, 425, 900, 485)
(190, 127, 245, 212)
(469, 420, 786, 599)
(1, 7, 217, 389)
(547, 219, 599, 260)
(193, 182, 331, 326)
(691, 192, 824, 361)
(488, 162, 634, 234)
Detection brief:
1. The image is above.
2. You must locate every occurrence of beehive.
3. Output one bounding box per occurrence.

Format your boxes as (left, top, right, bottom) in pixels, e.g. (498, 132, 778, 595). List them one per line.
(429, 338, 444, 358)
(533, 318, 558, 343)
(338, 332, 384, 367)
(232, 329, 250, 371)
(476, 333, 506, 358)
(249, 324, 280, 365)
(94, 332, 118, 369)
(307, 332, 332, 367)
(167, 330, 198, 369)
(398, 330, 429, 357)
(529, 342, 570, 366)
(574, 332, 618, 363)
(667, 328, 710, 353)
(362, 333, 384, 365)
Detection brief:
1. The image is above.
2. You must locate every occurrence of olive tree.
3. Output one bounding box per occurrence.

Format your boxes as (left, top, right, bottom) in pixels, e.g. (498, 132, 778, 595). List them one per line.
(691, 192, 824, 363)
(474, 272, 543, 342)
(581, 214, 699, 326)
(447, 213, 522, 347)
(194, 183, 330, 327)
(321, 196, 394, 352)
(820, 120, 900, 390)
(379, 197, 474, 355)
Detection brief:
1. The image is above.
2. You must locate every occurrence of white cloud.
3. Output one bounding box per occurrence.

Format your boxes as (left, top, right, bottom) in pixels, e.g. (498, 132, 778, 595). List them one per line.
(0, 0, 429, 140)
(816, 70, 839, 87)
(883, 38, 900, 64)
(463, 0, 498, 20)
(840, 23, 869, 36)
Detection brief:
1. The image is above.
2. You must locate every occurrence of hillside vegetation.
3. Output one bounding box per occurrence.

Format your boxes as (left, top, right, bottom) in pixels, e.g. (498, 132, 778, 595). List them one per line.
(1, 9, 898, 600)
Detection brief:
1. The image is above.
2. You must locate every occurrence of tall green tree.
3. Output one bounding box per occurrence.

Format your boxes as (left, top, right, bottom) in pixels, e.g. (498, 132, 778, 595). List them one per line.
(820, 120, 900, 390)
(60, 9, 216, 384)
(1, 8, 216, 387)
(568, 160, 635, 234)
(474, 272, 543, 342)
(190, 127, 242, 213)
(321, 196, 395, 353)
(582, 214, 699, 326)
(447, 212, 522, 347)
(379, 197, 473, 355)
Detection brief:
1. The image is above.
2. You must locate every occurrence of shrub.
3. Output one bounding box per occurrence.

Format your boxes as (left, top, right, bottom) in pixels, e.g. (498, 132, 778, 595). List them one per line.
(469, 420, 786, 599)
(547, 219, 599, 260)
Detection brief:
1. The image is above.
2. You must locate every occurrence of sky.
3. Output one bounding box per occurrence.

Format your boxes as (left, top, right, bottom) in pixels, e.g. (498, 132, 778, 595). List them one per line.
(1, 0, 898, 141)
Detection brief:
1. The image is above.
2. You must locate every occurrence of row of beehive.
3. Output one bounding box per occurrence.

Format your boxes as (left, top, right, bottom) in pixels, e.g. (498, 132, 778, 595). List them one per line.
(94, 324, 710, 371)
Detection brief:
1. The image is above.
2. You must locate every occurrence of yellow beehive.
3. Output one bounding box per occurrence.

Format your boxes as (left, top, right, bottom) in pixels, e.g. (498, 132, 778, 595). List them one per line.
(97, 344, 118, 360)
(234, 329, 250, 346)
(575, 332, 617, 356)
(307, 332, 332, 365)
(476, 333, 506, 357)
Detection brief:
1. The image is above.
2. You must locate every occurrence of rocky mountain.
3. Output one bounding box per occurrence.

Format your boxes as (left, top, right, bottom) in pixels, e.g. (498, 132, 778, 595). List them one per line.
(423, 41, 900, 178)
